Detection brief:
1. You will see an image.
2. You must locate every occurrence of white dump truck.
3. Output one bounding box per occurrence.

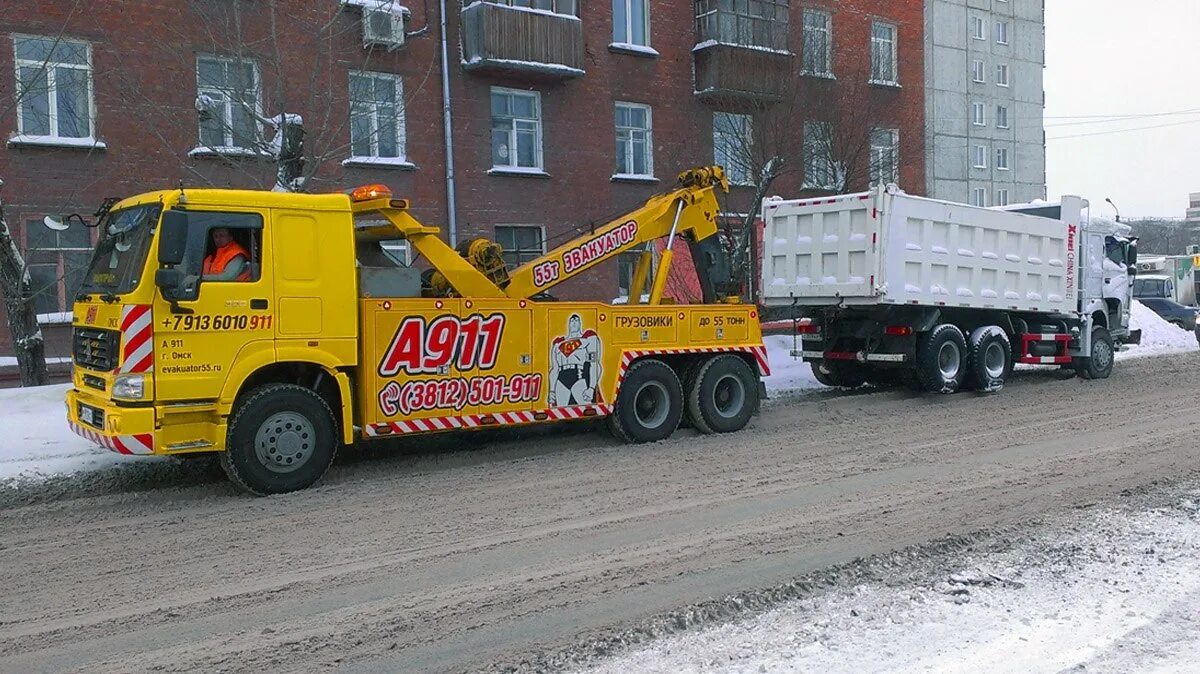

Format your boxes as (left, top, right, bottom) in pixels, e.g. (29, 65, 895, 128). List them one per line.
(759, 186, 1141, 393)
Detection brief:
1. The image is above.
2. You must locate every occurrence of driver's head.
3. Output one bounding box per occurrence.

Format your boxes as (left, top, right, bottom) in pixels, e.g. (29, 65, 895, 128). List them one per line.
(210, 228, 233, 248)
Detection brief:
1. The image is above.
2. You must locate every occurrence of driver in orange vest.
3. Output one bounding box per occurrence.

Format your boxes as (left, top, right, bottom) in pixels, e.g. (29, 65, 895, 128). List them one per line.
(202, 227, 251, 281)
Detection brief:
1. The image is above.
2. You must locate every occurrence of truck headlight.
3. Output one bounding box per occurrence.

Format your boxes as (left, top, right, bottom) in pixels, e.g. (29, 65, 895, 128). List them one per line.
(112, 374, 146, 400)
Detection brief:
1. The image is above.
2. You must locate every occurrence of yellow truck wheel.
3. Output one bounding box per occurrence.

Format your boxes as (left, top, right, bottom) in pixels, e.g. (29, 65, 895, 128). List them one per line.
(608, 359, 683, 443)
(221, 383, 339, 495)
(685, 355, 758, 434)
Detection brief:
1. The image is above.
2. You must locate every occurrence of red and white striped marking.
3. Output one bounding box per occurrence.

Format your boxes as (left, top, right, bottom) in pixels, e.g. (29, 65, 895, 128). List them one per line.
(119, 304, 154, 373)
(617, 345, 771, 380)
(365, 404, 613, 437)
(1018, 333, 1073, 365)
(68, 421, 155, 455)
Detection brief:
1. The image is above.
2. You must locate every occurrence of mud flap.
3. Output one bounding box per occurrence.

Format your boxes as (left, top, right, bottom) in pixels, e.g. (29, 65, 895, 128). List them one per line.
(755, 381, 768, 414)
(1125, 329, 1142, 346)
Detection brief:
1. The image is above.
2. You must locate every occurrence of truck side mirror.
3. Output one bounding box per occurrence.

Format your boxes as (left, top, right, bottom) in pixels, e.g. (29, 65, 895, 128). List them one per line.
(1127, 265, 1137, 276)
(155, 267, 197, 313)
(158, 210, 189, 266)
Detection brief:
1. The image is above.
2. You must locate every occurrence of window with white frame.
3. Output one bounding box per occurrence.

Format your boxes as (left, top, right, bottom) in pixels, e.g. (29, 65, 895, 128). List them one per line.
(972, 102, 986, 126)
(996, 105, 1010, 129)
(713, 112, 753, 185)
(490, 88, 542, 170)
(696, 0, 788, 52)
(494, 225, 545, 268)
(996, 189, 1010, 207)
(995, 20, 1009, 44)
(972, 188, 987, 207)
(614, 102, 653, 178)
(617, 247, 656, 297)
(613, 0, 649, 47)
(349, 71, 406, 162)
(996, 147, 1010, 170)
(801, 8, 832, 76)
(803, 120, 837, 189)
(13, 36, 94, 141)
(996, 63, 1010, 86)
(26, 218, 91, 315)
(972, 144, 988, 169)
(972, 59, 986, 83)
(870, 21, 898, 84)
(971, 17, 985, 40)
(869, 128, 899, 186)
(196, 55, 261, 150)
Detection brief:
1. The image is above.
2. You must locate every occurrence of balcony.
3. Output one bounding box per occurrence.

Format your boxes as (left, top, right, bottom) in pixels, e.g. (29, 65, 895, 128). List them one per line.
(693, 0, 792, 102)
(461, 1, 585, 80)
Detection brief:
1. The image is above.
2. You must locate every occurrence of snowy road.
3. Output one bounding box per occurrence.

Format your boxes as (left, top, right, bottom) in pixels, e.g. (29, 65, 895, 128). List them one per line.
(2, 351, 1199, 673)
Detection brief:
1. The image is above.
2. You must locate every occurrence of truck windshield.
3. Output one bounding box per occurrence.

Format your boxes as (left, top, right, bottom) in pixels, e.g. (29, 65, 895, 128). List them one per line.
(1132, 278, 1166, 298)
(79, 204, 162, 296)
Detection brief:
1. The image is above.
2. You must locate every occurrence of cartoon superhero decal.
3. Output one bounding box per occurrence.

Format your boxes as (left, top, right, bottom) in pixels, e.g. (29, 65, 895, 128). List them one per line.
(548, 313, 602, 406)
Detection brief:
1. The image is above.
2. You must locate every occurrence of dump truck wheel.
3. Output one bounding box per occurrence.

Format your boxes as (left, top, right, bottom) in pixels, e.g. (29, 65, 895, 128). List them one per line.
(916, 324, 967, 394)
(221, 383, 338, 495)
(609, 359, 683, 443)
(967, 326, 1011, 393)
(686, 355, 759, 434)
(1074, 326, 1114, 380)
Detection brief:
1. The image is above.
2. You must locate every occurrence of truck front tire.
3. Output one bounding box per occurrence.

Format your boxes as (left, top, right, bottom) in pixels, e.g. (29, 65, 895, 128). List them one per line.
(686, 355, 759, 434)
(1075, 326, 1115, 380)
(610, 359, 683, 443)
(222, 383, 339, 495)
(916, 324, 968, 394)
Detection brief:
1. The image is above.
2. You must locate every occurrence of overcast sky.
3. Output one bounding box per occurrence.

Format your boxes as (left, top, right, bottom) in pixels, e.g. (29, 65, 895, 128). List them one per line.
(1045, 0, 1200, 219)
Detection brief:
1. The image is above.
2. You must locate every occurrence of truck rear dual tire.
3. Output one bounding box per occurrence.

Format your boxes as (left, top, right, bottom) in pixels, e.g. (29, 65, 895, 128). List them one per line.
(811, 360, 865, 388)
(915, 324, 967, 394)
(686, 355, 759, 434)
(1075, 326, 1114, 380)
(221, 383, 339, 496)
(609, 359, 684, 443)
(966, 326, 1011, 393)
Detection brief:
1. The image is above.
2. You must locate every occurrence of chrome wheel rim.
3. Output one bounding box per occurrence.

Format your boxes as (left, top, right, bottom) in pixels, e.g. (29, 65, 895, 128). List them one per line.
(938, 341, 962, 379)
(983, 341, 1006, 379)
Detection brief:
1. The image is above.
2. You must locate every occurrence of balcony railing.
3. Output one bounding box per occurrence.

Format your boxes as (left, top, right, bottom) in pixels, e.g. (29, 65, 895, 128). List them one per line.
(461, 1, 585, 79)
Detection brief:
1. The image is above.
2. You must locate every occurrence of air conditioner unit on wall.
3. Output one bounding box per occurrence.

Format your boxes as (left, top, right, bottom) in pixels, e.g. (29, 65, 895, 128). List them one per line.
(343, 0, 410, 51)
(1187, 244, 1200, 255)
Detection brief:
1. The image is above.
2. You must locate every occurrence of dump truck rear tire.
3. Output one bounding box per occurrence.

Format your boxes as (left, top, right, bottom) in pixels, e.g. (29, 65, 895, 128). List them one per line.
(916, 324, 967, 394)
(221, 383, 339, 495)
(686, 355, 759, 434)
(967, 326, 1010, 393)
(609, 359, 683, 443)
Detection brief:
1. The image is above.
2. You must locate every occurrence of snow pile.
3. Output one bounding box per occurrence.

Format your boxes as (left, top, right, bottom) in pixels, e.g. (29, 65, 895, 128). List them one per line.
(1123, 299, 1198, 358)
(579, 499, 1200, 674)
(761, 334, 821, 395)
(0, 384, 160, 483)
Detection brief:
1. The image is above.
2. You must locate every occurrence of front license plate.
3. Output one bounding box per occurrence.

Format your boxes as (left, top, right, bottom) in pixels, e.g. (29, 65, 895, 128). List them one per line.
(78, 403, 100, 428)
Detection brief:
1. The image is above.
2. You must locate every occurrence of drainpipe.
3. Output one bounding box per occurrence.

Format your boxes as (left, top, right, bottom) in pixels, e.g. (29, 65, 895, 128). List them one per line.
(439, 0, 458, 245)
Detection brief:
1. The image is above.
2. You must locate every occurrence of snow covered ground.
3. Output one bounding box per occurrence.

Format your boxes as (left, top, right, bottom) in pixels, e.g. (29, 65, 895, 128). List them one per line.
(578, 491, 1200, 674)
(0, 301, 1195, 484)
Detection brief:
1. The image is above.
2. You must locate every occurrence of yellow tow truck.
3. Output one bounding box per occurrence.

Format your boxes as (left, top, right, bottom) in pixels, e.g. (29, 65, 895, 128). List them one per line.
(64, 167, 767, 494)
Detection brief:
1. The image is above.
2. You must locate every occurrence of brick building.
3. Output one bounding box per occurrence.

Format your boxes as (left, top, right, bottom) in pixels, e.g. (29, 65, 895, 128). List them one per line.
(0, 0, 924, 362)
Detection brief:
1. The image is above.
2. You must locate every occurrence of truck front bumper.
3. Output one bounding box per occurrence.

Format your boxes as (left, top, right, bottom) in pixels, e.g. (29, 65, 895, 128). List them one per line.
(66, 388, 157, 455)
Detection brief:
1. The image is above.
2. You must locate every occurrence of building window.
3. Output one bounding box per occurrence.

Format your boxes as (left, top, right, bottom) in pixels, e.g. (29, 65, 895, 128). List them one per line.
(803, 120, 837, 190)
(971, 17, 985, 40)
(995, 20, 1009, 44)
(26, 219, 91, 315)
(613, 0, 649, 47)
(972, 102, 986, 126)
(13, 36, 94, 141)
(196, 55, 261, 150)
(996, 189, 1010, 207)
(490, 87, 542, 170)
(495, 0, 577, 15)
(495, 225, 545, 267)
(713, 112, 753, 186)
(696, 0, 788, 52)
(801, 8, 832, 76)
(972, 188, 987, 207)
(996, 105, 1010, 129)
(617, 248, 656, 298)
(614, 102, 653, 178)
(348, 71, 406, 162)
(972, 59, 986, 83)
(996, 147, 1010, 170)
(972, 144, 988, 169)
(869, 21, 898, 85)
(869, 128, 899, 186)
(996, 63, 1010, 87)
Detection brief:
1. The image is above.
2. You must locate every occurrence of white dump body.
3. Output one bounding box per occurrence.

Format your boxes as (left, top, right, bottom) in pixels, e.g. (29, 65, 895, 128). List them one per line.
(760, 187, 1073, 314)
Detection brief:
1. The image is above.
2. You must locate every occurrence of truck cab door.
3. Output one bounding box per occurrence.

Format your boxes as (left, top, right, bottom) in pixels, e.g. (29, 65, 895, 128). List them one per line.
(1101, 236, 1132, 331)
(153, 210, 272, 401)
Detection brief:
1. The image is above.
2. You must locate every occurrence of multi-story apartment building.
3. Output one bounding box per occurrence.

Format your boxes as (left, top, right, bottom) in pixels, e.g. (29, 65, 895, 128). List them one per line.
(1187, 192, 1200, 225)
(0, 0, 924, 364)
(924, 0, 1045, 207)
